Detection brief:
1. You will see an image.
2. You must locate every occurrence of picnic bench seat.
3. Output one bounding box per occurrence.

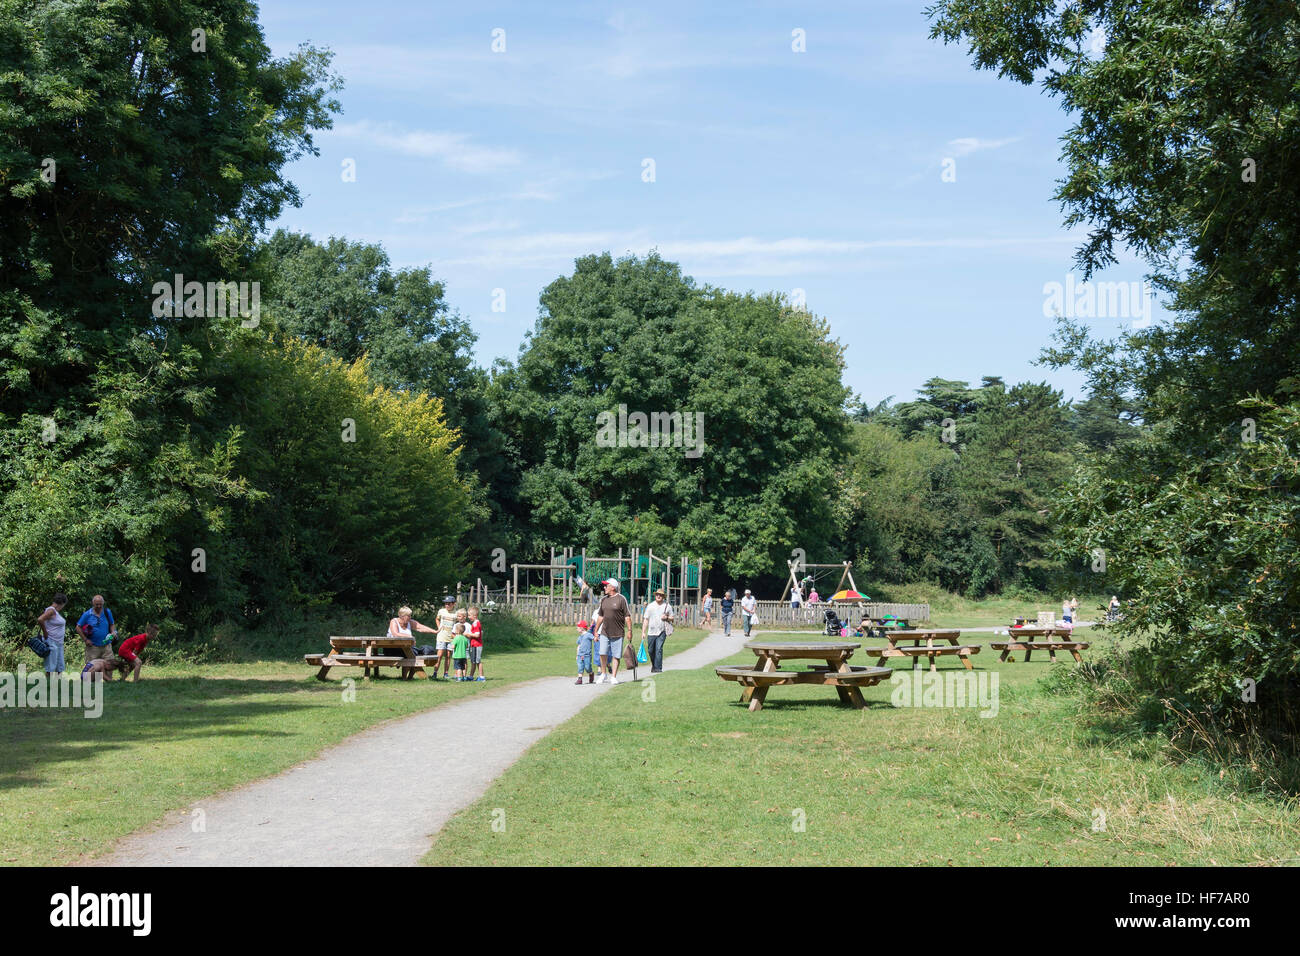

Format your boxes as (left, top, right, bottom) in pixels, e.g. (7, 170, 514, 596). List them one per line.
(305, 652, 441, 680)
(868, 643, 981, 671)
(715, 663, 890, 711)
(990, 639, 1090, 663)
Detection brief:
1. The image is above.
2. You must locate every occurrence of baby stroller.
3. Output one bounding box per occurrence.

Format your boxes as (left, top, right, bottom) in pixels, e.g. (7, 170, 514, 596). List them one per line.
(823, 607, 846, 637)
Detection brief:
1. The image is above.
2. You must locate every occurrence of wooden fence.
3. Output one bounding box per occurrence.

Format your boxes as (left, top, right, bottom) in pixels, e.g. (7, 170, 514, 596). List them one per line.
(483, 592, 929, 629)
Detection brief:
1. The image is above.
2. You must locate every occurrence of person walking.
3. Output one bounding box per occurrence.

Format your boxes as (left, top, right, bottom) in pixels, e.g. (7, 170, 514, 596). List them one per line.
(720, 588, 735, 637)
(642, 589, 674, 674)
(37, 593, 69, 677)
(76, 595, 118, 667)
(1108, 595, 1120, 622)
(592, 578, 631, 684)
(740, 589, 757, 637)
(700, 588, 714, 628)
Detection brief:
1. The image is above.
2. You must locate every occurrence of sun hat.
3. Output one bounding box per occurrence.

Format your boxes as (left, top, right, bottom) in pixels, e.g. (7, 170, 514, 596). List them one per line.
(654, 588, 665, 596)
(442, 596, 455, 603)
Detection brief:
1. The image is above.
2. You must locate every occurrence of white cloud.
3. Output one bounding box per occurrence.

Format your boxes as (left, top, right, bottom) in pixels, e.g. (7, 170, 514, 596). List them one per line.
(331, 120, 522, 172)
(432, 231, 1081, 276)
(945, 136, 1022, 157)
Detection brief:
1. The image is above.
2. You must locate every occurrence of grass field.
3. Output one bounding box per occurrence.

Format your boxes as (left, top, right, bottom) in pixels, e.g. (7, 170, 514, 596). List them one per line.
(0, 625, 707, 866)
(423, 625, 1300, 867)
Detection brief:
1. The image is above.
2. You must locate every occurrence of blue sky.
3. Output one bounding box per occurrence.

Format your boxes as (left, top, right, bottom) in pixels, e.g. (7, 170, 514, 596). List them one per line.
(259, 0, 1165, 407)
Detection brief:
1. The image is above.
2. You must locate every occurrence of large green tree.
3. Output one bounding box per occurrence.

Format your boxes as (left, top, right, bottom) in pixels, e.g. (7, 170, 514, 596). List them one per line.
(254, 230, 509, 561)
(928, 0, 1300, 730)
(490, 252, 851, 586)
(0, 0, 341, 638)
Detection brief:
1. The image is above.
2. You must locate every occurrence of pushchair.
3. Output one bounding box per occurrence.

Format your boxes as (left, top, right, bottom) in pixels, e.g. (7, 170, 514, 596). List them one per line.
(823, 607, 845, 637)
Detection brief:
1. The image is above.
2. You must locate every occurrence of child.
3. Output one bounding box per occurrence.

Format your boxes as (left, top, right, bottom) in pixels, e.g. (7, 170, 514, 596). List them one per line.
(116, 623, 157, 682)
(575, 620, 596, 685)
(467, 606, 485, 681)
(81, 654, 128, 681)
(451, 623, 470, 681)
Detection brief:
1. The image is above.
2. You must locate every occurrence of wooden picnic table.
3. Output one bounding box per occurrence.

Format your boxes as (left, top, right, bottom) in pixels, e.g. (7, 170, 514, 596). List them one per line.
(868, 628, 981, 672)
(990, 626, 1090, 663)
(715, 641, 890, 712)
(305, 636, 439, 680)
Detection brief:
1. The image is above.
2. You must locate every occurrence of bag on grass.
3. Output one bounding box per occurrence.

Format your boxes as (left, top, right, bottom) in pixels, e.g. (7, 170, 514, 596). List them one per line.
(637, 640, 649, 664)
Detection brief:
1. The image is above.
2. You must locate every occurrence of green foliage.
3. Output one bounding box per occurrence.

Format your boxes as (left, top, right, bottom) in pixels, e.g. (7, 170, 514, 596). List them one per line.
(929, 0, 1300, 740)
(490, 252, 851, 580)
(254, 230, 510, 573)
(182, 336, 472, 624)
(1052, 399, 1300, 713)
(840, 378, 1081, 594)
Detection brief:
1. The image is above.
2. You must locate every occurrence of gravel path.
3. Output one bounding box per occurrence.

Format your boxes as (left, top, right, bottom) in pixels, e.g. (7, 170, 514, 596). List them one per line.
(92, 631, 740, 867)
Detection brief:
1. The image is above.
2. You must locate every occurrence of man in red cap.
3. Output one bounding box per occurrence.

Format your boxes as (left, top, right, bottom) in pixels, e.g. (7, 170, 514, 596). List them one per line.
(591, 578, 630, 684)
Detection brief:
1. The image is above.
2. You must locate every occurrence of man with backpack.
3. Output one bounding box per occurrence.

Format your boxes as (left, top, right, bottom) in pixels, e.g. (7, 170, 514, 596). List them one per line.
(77, 594, 118, 667)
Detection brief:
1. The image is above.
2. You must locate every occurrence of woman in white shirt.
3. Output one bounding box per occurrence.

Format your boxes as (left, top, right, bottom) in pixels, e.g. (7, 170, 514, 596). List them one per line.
(37, 593, 68, 676)
(387, 605, 438, 662)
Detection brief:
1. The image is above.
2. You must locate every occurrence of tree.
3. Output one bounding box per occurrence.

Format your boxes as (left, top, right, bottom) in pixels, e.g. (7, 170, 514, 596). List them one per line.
(0, 0, 339, 639)
(928, 0, 1300, 732)
(490, 252, 851, 585)
(254, 230, 509, 563)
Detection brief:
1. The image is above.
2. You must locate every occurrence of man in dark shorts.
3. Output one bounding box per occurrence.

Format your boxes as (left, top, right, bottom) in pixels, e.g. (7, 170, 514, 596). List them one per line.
(592, 578, 630, 685)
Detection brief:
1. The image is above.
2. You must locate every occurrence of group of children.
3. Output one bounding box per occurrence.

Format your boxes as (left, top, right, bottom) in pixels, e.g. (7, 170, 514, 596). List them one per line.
(434, 598, 485, 681)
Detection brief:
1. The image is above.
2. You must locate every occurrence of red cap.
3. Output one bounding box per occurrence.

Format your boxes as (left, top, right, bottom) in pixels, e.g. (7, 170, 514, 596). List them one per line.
(578, 620, 589, 629)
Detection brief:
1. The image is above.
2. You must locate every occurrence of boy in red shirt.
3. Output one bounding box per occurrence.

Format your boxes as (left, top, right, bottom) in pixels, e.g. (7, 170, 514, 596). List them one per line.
(467, 606, 485, 681)
(116, 623, 157, 682)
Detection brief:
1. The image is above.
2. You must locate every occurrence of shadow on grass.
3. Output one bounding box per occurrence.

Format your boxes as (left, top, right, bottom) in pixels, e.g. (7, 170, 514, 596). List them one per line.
(0, 677, 332, 788)
(724, 698, 898, 712)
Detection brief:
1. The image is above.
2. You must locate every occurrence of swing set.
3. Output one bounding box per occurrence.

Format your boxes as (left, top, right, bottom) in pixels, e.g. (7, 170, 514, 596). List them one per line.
(778, 559, 859, 603)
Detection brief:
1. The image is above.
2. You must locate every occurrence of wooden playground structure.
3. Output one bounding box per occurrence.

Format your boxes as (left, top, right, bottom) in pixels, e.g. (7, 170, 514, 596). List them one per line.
(455, 549, 930, 628)
(460, 546, 705, 626)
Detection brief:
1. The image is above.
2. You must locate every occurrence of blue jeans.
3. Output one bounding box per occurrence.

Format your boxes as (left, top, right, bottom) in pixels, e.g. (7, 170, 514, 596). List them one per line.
(721, 611, 733, 635)
(577, 637, 595, 674)
(646, 631, 666, 671)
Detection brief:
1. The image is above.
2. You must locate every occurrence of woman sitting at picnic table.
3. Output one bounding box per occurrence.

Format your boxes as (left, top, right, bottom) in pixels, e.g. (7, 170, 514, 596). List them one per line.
(387, 606, 437, 657)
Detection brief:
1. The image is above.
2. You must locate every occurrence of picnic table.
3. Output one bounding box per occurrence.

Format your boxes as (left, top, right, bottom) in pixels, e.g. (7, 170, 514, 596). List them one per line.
(304, 636, 439, 680)
(868, 628, 981, 672)
(715, 641, 890, 712)
(990, 626, 1090, 663)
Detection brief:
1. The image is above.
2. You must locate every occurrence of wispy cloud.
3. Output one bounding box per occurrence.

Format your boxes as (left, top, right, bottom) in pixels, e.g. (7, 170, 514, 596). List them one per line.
(331, 120, 522, 172)
(432, 231, 1081, 276)
(945, 136, 1022, 157)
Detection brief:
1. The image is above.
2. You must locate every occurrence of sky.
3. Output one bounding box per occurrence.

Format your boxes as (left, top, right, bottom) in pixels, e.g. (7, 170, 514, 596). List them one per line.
(258, 0, 1167, 407)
